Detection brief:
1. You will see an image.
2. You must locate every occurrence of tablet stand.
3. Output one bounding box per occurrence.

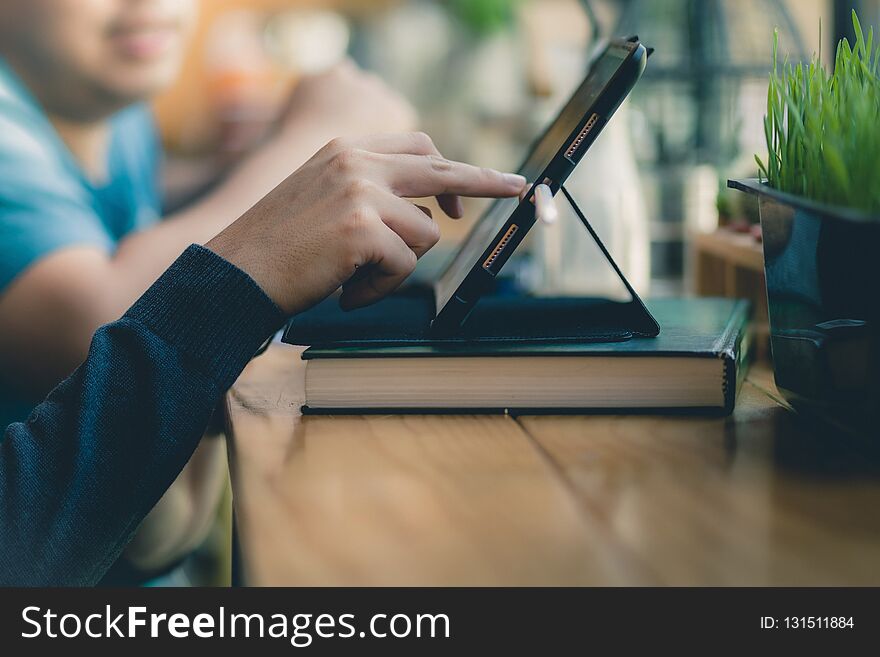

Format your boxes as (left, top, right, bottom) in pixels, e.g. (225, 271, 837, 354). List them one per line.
(555, 184, 660, 337)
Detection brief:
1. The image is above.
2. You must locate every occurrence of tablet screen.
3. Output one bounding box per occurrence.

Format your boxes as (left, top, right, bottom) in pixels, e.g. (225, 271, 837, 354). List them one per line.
(434, 41, 635, 313)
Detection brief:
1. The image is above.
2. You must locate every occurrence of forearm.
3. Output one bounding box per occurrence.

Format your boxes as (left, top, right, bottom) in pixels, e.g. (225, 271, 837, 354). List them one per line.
(0, 246, 283, 586)
(122, 437, 228, 572)
(103, 126, 325, 305)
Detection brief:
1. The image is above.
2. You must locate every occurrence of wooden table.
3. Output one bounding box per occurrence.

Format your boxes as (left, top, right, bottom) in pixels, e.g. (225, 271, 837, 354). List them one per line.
(225, 343, 880, 586)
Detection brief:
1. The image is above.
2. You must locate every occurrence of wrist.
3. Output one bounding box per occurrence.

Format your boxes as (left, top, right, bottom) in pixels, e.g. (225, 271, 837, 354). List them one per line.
(205, 222, 291, 315)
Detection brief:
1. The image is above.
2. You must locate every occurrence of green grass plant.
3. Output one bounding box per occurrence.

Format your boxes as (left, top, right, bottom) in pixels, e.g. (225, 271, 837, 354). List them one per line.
(756, 10, 880, 216)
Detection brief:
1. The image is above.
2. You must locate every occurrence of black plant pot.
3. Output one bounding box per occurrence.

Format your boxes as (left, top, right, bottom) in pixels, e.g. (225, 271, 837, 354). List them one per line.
(730, 179, 880, 434)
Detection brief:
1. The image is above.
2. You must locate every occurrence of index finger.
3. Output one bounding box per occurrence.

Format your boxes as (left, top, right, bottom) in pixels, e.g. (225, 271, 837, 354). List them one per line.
(378, 153, 527, 207)
(352, 133, 465, 217)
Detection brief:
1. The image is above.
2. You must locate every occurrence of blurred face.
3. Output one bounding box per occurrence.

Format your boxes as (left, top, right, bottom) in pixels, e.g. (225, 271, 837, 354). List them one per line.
(0, 0, 196, 120)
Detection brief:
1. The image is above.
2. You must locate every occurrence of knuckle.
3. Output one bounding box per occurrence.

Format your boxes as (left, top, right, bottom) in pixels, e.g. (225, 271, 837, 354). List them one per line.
(479, 166, 499, 180)
(324, 136, 349, 154)
(341, 176, 376, 203)
(404, 249, 418, 273)
(330, 147, 363, 174)
(411, 131, 435, 152)
(426, 154, 452, 173)
(426, 219, 442, 244)
(344, 204, 374, 236)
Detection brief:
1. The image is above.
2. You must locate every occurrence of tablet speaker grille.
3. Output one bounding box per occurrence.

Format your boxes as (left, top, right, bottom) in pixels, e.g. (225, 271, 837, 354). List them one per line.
(565, 113, 600, 160)
(483, 224, 519, 272)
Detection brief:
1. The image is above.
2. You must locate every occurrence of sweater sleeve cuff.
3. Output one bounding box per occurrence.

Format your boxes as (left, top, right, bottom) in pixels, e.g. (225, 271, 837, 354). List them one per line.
(125, 244, 285, 390)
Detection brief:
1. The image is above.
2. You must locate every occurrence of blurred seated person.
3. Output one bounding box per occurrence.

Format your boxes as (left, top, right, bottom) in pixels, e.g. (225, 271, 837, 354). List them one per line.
(0, 0, 415, 584)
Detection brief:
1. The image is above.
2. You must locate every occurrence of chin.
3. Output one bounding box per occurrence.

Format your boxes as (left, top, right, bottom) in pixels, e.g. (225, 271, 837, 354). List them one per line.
(102, 59, 181, 104)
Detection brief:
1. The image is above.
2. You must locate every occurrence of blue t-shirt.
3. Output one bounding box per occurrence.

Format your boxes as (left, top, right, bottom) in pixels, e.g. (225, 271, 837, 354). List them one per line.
(0, 58, 162, 427)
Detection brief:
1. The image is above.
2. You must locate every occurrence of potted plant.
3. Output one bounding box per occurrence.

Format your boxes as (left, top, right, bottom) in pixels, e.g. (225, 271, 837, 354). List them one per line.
(729, 10, 880, 432)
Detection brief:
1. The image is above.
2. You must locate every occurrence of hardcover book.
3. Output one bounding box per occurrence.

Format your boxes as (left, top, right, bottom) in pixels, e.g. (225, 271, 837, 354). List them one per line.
(284, 298, 751, 414)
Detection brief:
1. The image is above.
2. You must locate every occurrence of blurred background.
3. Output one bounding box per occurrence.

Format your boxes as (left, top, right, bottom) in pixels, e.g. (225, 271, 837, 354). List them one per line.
(154, 0, 878, 586)
(154, 0, 879, 312)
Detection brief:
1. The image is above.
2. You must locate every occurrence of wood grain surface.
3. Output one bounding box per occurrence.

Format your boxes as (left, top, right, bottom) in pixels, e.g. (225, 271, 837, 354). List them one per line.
(226, 343, 880, 585)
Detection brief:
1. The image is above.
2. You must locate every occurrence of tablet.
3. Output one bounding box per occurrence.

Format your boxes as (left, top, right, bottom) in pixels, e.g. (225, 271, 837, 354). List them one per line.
(431, 37, 649, 332)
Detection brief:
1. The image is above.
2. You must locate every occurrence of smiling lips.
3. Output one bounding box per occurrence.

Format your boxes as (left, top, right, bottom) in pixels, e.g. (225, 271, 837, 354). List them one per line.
(108, 19, 181, 61)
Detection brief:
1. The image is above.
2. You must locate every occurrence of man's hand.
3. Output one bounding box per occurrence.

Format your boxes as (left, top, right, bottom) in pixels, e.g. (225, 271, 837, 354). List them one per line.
(279, 60, 417, 156)
(207, 133, 526, 316)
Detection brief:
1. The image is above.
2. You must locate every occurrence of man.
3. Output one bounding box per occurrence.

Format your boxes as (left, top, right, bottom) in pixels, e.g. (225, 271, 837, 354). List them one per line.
(0, 0, 416, 581)
(0, 133, 527, 585)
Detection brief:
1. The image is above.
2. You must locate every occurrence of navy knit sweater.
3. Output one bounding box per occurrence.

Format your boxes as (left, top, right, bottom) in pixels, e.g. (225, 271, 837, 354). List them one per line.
(0, 245, 284, 586)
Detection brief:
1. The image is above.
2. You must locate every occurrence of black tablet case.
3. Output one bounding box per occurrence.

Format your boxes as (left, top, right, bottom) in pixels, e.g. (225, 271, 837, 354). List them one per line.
(284, 293, 650, 346)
